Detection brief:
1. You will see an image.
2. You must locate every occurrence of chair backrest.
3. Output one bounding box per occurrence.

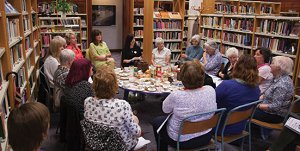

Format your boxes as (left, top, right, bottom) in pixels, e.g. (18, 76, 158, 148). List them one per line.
(221, 100, 262, 134)
(39, 64, 51, 95)
(178, 108, 226, 142)
(80, 119, 127, 151)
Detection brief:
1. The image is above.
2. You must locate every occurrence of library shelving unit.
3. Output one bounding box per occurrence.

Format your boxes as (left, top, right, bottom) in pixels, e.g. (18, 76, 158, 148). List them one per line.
(37, 0, 90, 52)
(199, 13, 300, 95)
(39, 17, 82, 57)
(215, 0, 281, 15)
(132, 0, 144, 49)
(0, 0, 41, 149)
(182, 0, 189, 52)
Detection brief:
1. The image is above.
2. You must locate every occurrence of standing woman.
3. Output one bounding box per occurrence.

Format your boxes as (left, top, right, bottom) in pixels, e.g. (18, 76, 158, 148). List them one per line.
(65, 32, 84, 60)
(89, 29, 115, 69)
(44, 36, 66, 89)
(180, 34, 203, 61)
(121, 34, 143, 67)
(254, 47, 273, 94)
(151, 37, 171, 67)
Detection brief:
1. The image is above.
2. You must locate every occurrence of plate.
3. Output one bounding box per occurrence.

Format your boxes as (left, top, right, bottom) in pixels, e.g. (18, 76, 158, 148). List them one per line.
(147, 87, 156, 92)
(120, 76, 129, 80)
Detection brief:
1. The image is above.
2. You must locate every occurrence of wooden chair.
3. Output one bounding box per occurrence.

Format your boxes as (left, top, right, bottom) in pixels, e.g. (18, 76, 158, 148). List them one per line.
(217, 100, 262, 151)
(251, 98, 300, 131)
(169, 108, 226, 151)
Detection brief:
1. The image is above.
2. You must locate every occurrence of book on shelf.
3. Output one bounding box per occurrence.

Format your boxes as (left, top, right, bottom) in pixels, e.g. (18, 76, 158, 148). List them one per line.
(153, 11, 161, 19)
(81, 19, 87, 26)
(168, 12, 181, 19)
(5, 0, 19, 14)
(160, 12, 170, 19)
(290, 22, 300, 37)
(22, 0, 27, 12)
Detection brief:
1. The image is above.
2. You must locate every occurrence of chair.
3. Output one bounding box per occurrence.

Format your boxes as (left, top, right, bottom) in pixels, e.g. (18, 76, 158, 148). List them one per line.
(217, 100, 262, 151)
(158, 108, 226, 151)
(251, 98, 300, 131)
(39, 65, 53, 111)
(80, 119, 127, 151)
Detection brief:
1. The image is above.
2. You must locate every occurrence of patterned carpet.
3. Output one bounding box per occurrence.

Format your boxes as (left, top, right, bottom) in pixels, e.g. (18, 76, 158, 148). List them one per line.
(41, 52, 280, 151)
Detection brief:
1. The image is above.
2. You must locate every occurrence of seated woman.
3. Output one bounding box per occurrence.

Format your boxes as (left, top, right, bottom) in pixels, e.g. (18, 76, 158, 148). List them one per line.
(84, 66, 149, 151)
(200, 40, 222, 76)
(180, 34, 203, 61)
(8, 102, 50, 151)
(53, 49, 75, 107)
(121, 34, 143, 67)
(151, 37, 171, 67)
(89, 29, 115, 69)
(218, 47, 239, 80)
(65, 32, 84, 60)
(253, 56, 294, 123)
(152, 61, 217, 150)
(254, 47, 273, 94)
(64, 58, 94, 113)
(44, 36, 66, 89)
(216, 55, 260, 135)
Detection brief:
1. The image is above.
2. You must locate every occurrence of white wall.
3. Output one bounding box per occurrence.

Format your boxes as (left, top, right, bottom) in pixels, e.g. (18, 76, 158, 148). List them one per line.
(92, 0, 123, 49)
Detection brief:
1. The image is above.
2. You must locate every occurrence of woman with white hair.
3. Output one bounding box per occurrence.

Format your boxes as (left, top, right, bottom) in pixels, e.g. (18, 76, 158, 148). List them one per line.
(253, 56, 294, 123)
(180, 34, 203, 61)
(151, 37, 171, 66)
(218, 47, 239, 80)
(200, 40, 222, 75)
(53, 49, 75, 107)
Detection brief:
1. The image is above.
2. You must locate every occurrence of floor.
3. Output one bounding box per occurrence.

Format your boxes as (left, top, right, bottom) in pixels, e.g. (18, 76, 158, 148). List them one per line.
(41, 52, 279, 151)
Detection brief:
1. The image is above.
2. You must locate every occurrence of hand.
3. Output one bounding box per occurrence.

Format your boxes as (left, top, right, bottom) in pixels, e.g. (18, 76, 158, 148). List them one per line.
(258, 103, 268, 111)
(218, 72, 224, 78)
(132, 115, 139, 124)
(107, 58, 114, 62)
(259, 95, 264, 100)
(181, 54, 187, 58)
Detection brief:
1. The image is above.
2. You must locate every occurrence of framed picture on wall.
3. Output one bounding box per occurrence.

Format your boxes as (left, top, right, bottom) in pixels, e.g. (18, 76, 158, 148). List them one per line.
(92, 5, 116, 26)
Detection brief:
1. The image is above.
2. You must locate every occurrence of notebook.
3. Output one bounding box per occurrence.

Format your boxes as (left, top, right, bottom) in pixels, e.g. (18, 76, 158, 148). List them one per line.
(284, 117, 300, 135)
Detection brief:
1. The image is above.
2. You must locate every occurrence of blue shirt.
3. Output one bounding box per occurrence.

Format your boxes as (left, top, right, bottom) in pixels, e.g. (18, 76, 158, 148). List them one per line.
(200, 51, 222, 76)
(185, 45, 203, 61)
(216, 79, 260, 135)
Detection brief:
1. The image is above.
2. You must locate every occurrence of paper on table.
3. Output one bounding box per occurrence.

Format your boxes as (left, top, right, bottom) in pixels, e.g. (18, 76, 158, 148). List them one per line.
(285, 117, 300, 135)
(133, 137, 151, 150)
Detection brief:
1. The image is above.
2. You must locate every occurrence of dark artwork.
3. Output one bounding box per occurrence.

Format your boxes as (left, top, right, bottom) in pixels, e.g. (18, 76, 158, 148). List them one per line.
(92, 5, 116, 26)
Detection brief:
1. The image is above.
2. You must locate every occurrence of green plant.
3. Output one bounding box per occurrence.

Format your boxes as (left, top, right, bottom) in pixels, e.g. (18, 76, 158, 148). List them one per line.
(51, 0, 71, 14)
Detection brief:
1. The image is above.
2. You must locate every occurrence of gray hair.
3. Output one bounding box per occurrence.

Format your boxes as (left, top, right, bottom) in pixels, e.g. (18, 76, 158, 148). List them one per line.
(53, 35, 66, 46)
(191, 34, 201, 43)
(155, 37, 164, 46)
(225, 47, 239, 57)
(272, 56, 294, 75)
(59, 49, 75, 66)
(204, 40, 218, 50)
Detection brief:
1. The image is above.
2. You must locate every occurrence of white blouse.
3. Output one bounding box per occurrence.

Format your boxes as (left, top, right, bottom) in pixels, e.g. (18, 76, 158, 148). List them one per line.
(152, 47, 171, 66)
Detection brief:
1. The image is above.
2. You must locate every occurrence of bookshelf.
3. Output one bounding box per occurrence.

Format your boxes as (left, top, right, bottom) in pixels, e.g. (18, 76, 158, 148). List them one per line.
(199, 13, 300, 95)
(0, 0, 41, 149)
(132, 0, 144, 49)
(39, 17, 82, 57)
(37, 0, 89, 53)
(215, 0, 281, 15)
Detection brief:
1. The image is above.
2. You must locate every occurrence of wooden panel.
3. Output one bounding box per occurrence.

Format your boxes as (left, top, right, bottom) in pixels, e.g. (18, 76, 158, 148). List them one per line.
(143, 0, 154, 63)
(261, 0, 300, 13)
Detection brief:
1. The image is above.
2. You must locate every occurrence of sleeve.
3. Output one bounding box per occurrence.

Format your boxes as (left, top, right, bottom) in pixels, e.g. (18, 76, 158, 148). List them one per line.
(103, 42, 111, 54)
(162, 93, 175, 113)
(215, 81, 227, 107)
(89, 43, 99, 59)
(266, 87, 288, 110)
(185, 47, 193, 61)
(204, 53, 222, 71)
(123, 102, 141, 136)
(195, 47, 204, 60)
(166, 48, 171, 56)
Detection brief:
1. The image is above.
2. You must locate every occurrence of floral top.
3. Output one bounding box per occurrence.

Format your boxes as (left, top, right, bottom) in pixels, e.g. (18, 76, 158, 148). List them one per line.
(262, 74, 294, 117)
(84, 97, 141, 150)
(162, 86, 217, 141)
(200, 51, 222, 76)
(53, 65, 69, 89)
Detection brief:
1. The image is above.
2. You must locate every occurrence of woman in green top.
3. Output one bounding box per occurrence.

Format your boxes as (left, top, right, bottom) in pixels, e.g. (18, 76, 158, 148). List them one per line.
(89, 29, 115, 69)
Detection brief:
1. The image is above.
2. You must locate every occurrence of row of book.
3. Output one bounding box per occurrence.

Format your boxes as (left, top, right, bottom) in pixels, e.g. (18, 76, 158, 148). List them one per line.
(38, 3, 51, 14)
(32, 14, 37, 27)
(82, 41, 87, 51)
(239, 5, 256, 14)
(136, 41, 143, 48)
(261, 5, 273, 14)
(40, 28, 80, 33)
(82, 31, 87, 39)
(7, 18, 20, 43)
(202, 17, 222, 28)
(42, 34, 52, 46)
(202, 29, 221, 40)
(154, 32, 182, 40)
(22, 0, 27, 12)
(223, 18, 254, 32)
(165, 43, 181, 51)
(134, 8, 144, 15)
(5, 1, 18, 14)
(26, 58, 31, 72)
(171, 53, 180, 61)
(153, 12, 182, 19)
(215, 4, 238, 14)
(134, 19, 144, 26)
(23, 16, 30, 32)
(257, 20, 300, 37)
(221, 45, 246, 56)
(11, 44, 23, 67)
(222, 32, 252, 46)
(254, 36, 297, 54)
(134, 30, 143, 38)
(16, 67, 26, 88)
(153, 21, 182, 29)
(40, 19, 80, 26)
